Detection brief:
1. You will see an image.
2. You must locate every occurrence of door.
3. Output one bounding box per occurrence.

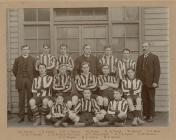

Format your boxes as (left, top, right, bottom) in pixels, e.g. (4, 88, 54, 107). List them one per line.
(54, 24, 108, 60)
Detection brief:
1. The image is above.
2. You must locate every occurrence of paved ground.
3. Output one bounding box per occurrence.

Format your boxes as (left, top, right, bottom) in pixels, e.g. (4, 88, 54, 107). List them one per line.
(8, 112, 169, 128)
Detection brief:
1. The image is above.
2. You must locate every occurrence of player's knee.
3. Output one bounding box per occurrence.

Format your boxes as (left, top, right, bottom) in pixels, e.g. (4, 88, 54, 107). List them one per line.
(29, 98, 36, 108)
(118, 112, 127, 120)
(72, 95, 79, 105)
(136, 98, 142, 110)
(47, 100, 53, 108)
(42, 98, 49, 107)
(136, 97, 142, 105)
(67, 100, 72, 109)
(103, 97, 109, 106)
(96, 96, 103, 106)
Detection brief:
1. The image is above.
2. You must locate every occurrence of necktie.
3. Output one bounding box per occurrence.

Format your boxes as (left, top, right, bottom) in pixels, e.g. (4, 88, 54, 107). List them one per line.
(142, 55, 147, 70)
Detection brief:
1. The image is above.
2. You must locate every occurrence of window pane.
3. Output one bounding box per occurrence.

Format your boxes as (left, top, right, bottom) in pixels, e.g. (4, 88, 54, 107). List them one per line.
(38, 8, 50, 21)
(112, 38, 125, 51)
(112, 24, 125, 37)
(38, 26, 50, 39)
(96, 39, 107, 51)
(126, 24, 139, 37)
(94, 8, 107, 16)
(24, 26, 37, 39)
(68, 8, 80, 16)
(55, 8, 67, 16)
(57, 27, 79, 39)
(125, 7, 139, 20)
(125, 38, 139, 51)
(81, 8, 93, 16)
(24, 8, 37, 21)
(111, 8, 124, 21)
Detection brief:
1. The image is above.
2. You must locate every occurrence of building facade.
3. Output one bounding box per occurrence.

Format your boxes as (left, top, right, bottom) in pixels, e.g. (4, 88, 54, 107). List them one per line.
(7, 7, 169, 113)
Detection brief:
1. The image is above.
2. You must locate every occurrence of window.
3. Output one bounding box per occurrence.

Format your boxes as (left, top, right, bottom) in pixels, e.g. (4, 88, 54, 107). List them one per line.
(23, 8, 50, 56)
(24, 8, 50, 21)
(110, 7, 140, 60)
(54, 8, 108, 21)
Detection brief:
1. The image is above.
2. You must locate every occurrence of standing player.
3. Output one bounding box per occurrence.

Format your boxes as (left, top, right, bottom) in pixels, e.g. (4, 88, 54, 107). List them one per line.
(99, 46, 118, 76)
(98, 64, 119, 111)
(36, 44, 57, 76)
(29, 63, 53, 126)
(117, 49, 136, 82)
(56, 44, 74, 75)
(53, 64, 72, 108)
(69, 89, 106, 126)
(122, 68, 144, 126)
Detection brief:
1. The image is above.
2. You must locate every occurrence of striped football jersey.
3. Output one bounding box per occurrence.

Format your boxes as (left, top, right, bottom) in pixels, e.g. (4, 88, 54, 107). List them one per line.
(122, 78, 142, 96)
(99, 55, 118, 74)
(75, 72, 97, 92)
(73, 98, 100, 114)
(117, 59, 136, 80)
(53, 73, 72, 93)
(36, 54, 57, 70)
(32, 74, 53, 97)
(107, 98, 128, 115)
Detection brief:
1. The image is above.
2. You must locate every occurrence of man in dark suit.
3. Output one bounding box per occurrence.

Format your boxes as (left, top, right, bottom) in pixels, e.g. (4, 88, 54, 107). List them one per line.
(136, 42, 160, 122)
(73, 44, 101, 77)
(13, 45, 36, 123)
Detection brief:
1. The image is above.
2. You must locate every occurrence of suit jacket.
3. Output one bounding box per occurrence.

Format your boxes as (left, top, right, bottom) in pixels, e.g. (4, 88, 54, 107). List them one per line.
(136, 53, 160, 88)
(73, 54, 101, 76)
(12, 55, 36, 89)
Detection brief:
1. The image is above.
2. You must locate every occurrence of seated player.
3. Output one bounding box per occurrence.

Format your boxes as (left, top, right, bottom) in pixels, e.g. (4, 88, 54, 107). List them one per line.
(104, 89, 128, 126)
(74, 62, 103, 108)
(53, 64, 72, 108)
(29, 63, 53, 126)
(98, 64, 119, 111)
(46, 93, 71, 127)
(69, 89, 106, 127)
(122, 68, 144, 126)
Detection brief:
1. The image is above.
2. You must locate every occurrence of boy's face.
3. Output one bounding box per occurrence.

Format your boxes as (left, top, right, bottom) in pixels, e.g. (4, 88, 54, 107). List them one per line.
(55, 96, 64, 104)
(60, 45, 67, 55)
(39, 65, 46, 75)
(127, 69, 135, 79)
(83, 90, 91, 99)
(114, 91, 122, 100)
(102, 65, 110, 75)
(21, 46, 30, 56)
(123, 50, 130, 60)
(82, 64, 90, 74)
(105, 48, 112, 56)
(43, 46, 50, 54)
(59, 65, 66, 74)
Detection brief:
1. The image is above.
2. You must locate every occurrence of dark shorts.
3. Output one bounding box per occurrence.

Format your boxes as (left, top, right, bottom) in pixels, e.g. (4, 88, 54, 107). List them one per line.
(104, 114, 125, 124)
(79, 112, 94, 125)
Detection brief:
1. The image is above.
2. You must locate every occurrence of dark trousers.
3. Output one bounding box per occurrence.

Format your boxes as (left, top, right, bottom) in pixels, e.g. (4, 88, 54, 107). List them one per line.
(142, 85, 155, 117)
(79, 112, 94, 126)
(18, 77, 32, 119)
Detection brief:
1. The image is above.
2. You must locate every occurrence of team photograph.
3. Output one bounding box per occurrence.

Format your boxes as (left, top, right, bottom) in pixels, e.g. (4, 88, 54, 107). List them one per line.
(6, 7, 169, 127)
